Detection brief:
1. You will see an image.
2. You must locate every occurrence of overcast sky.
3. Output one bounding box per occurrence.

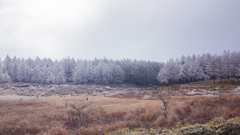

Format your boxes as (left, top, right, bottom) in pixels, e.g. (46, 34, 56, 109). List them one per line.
(0, 0, 240, 62)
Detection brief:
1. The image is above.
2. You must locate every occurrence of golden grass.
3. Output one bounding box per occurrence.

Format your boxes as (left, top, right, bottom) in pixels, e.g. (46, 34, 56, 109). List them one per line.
(1, 92, 240, 135)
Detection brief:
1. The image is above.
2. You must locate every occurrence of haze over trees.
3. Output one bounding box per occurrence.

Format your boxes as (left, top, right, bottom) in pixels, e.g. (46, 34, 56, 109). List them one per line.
(157, 50, 240, 84)
(0, 50, 239, 85)
(0, 56, 163, 85)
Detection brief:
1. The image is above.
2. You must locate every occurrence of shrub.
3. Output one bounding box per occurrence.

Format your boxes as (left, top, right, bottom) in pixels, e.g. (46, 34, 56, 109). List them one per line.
(163, 117, 240, 135)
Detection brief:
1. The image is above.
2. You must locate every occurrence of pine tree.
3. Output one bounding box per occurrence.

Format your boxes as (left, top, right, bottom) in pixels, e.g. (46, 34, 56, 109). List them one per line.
(112, 65, 125, 83)
(2, 55, 12, 79)
(221, 50, 230, 81)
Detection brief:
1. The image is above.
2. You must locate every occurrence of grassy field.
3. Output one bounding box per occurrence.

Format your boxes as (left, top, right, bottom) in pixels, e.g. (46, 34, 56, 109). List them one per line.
(0, 82, 240, 135)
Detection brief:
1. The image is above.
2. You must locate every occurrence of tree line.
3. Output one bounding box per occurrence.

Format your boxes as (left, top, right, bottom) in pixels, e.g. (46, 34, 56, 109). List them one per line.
(0, 56, 163, 85)
(157, 50, 240, 84)
(0, 50, 239, 85)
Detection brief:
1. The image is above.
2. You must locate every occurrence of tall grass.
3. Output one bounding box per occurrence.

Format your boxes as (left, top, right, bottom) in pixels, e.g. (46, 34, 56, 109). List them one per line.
(1, 94, 240, 134)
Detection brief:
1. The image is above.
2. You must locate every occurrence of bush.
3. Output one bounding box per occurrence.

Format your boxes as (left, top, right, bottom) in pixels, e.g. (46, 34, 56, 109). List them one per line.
(163, 117, 240, 135)
(107, 117, 240, 135)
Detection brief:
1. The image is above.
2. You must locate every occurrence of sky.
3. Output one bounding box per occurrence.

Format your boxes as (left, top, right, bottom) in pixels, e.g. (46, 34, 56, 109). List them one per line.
(0, 0, 240, 62)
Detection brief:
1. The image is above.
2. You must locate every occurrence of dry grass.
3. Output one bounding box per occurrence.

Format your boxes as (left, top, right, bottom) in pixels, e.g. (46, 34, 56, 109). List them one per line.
(180, 80, 240, 90)
(1, 93, 240, 135)
(154, 80, 240, 91)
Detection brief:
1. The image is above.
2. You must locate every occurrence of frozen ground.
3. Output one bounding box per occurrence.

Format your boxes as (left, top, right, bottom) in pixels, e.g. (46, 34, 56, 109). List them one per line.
(0, 83, 240, 100)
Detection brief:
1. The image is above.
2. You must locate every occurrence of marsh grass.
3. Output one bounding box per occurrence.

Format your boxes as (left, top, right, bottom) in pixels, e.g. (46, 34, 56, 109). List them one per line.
(0, 93, 240, 134)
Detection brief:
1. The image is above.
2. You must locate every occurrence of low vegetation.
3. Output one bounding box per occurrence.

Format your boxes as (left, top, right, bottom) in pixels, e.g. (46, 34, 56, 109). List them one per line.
(109, 117, 240, 135)
(1, 91, 240, 135)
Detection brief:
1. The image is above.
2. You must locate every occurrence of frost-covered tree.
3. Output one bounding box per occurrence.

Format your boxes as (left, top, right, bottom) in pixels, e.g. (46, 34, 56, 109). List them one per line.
(0, 50, 238, 86)
(40, 66, 48, 83)
(221, 50, 230, 80)
(24, 65, 32, 82)
(73, 60, 88, 84)
(112, 65, 124, 83)
(63, 57, 76, 82)
(0, 58, 10, 82)
(179, 56, 191, 82)
(86, 61, 94, 83)
(229, 51, 239, 79)
(31, 67, 42, 83)
(12, 59, 20, 82)
(207, 55, 220, 83)
(93, 62, 104, 84)
(157, 65, 169, 83)
(47, 72, 55, 84)
(18, 59, 26, 82)
(2, 55, 13, 79)
(120, 59, 162, 85)
(189, 55, 206, 81)
(157, 58, 180, 84)
(53, 60, 66, 84)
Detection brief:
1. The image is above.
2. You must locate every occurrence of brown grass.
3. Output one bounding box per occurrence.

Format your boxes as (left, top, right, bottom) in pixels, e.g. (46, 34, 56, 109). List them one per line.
(1, 93, 240, 135)
(181, 80, 240, 89)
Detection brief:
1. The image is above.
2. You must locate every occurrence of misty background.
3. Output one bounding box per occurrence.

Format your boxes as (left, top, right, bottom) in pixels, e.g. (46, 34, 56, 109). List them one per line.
(0, 0, 240, 62)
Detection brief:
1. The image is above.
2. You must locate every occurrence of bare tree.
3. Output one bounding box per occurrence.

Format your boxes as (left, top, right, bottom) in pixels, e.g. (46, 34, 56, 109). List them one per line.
(69, 101, 92, 117)
(157, 92, 171, 118)
(66, 101, 93, 127)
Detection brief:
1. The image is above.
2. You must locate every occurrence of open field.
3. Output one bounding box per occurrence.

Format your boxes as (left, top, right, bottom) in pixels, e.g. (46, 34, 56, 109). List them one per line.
(0, 82, 240, 134)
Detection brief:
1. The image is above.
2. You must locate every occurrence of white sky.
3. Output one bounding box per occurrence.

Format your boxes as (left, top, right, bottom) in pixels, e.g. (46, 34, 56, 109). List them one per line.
(0, 0, 240, 62)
